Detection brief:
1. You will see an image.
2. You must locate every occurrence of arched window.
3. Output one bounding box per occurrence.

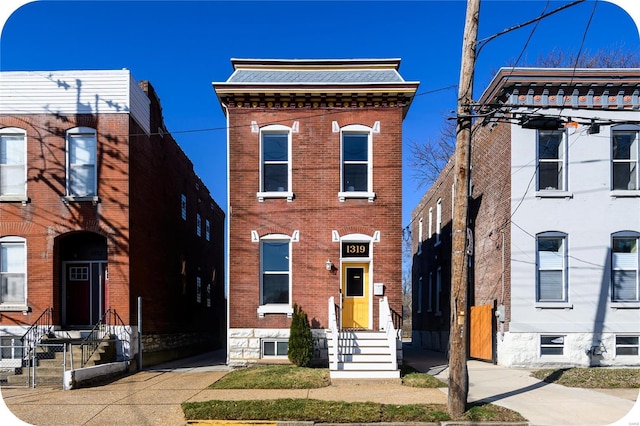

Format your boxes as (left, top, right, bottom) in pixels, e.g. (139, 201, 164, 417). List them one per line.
(339, 124, 375, 202)
(536, 232, 568, 302)
(258, 124, 293, 201)
(611, 231, 639, 302)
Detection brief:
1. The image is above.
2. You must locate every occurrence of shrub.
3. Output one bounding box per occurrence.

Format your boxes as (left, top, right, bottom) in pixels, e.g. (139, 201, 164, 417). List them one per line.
(288, 303, 313, 367)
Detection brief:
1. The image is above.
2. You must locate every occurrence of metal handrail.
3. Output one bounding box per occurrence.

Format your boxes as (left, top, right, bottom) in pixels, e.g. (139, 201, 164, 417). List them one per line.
(81, 308, 131, 367)
(20, 307, 53, 361)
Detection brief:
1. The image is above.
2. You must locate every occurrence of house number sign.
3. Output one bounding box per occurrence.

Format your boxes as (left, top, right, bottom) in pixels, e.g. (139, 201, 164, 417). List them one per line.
(342, 242, 369, 257)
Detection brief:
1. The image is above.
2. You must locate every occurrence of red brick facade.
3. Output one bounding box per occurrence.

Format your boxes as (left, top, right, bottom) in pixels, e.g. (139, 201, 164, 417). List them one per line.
(0, 72, 225, 365)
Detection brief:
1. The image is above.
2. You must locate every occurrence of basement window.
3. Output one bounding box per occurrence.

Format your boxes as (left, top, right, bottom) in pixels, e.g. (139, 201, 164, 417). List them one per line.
(262, 339, 288, 358)
(540, 335, 564, 356)
(616, 335, 639, 356)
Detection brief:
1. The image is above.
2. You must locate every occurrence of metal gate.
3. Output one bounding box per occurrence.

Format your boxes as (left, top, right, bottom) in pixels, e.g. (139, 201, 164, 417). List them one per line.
(0, 343, 66, 388)
(469, 304, 494, 361)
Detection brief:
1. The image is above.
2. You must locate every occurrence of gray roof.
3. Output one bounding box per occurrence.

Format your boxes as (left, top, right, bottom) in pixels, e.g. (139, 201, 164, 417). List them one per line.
(227, 69, 404, 84)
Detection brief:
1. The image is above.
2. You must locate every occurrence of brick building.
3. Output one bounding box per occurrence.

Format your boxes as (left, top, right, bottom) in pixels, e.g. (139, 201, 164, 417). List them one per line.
(214, 58, 418, 377)
(0, 70, 225, 367)
(412, 68, 640, 368)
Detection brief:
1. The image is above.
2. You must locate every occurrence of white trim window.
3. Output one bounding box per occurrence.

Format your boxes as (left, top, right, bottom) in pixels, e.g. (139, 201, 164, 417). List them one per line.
(262, 339, 288, 358)
(611, 232, 639, 302)
(258, 125, 293, 202)
(0, 128, 26, 198)
(612, 127, 639, 191)
(258, 234, 292, 316)
(66, 127, 97, 197)
(428, 207, 433, 239)
(435, 198, 442, 245)
(0, 237, 26, 306)
(615, 335, 639, 356)
(417, 218, 423, 255)
(536, 233, 567, 302)
(537, 130, 566, 191)
(339, 124, 375, 202)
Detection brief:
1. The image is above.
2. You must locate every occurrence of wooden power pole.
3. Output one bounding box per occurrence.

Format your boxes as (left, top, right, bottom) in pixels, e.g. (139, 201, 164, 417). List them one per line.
(448, 0, 480, 417)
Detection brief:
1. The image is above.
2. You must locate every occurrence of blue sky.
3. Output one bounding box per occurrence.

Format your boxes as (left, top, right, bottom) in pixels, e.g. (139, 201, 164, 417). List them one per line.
(1, 0, 639, 229)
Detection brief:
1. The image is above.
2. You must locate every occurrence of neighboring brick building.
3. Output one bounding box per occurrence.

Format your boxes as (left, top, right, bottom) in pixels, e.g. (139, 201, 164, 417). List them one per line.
(214, 58, 418, 377)
(0, 70, 225, 367)
(412, 68, 640, 368)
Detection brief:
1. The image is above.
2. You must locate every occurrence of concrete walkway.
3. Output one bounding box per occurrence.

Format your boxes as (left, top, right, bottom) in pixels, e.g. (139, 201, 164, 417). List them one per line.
(0, 346, 638, 426)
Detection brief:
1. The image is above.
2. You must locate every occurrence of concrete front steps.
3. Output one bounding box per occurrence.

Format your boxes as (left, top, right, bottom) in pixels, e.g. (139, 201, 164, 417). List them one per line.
(4, 334, 116, 388)
(328, 330, 401, 379)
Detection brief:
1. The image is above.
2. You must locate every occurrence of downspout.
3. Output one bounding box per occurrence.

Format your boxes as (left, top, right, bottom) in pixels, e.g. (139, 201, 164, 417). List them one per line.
(223, 102, 231, 365)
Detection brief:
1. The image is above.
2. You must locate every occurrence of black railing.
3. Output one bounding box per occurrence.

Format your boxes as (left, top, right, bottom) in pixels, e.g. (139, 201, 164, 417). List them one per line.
(20, 307, 53, 361)
(81, 308, 130, 367)
(390, 306, 403, 334)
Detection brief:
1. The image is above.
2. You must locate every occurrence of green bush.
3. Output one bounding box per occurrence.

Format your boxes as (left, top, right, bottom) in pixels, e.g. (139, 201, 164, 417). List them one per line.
(288, 303, 313, 367)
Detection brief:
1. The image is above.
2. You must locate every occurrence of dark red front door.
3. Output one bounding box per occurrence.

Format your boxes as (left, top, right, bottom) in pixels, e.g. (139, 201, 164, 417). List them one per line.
(66, 263, 91, 325)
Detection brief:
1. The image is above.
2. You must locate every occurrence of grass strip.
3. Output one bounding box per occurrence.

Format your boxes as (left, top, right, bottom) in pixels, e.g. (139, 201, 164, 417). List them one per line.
(209, 365, 330, 389)
(182, 399, 526, 423)
(531, 368, 640, 388)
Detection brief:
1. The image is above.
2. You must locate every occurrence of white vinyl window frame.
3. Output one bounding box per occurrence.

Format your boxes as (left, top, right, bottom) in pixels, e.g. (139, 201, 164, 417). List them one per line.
(261, 339, 289, 358)
(611, 125, 639, 195)
(435, 199, 442, 246)
(65, 127, 98, 201)
(535, 232, 570, 307)
(257, 125, 293, 202)
(257, 234, 293, 317)
(0, 236, 27, 309)
(339, 124, 375, 202)
(417, 218, 423, 255)
(536, 129, 568, 195)
(0, 128, 27, 201)
(611, 231, 639, 306)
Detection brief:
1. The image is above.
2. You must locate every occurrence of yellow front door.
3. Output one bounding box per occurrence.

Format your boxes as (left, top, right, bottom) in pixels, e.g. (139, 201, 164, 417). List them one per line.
(341, 263, 369, 329)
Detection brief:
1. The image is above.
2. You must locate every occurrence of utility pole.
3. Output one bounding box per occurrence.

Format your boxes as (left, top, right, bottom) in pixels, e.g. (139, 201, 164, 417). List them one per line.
(448, 0, 479, 417)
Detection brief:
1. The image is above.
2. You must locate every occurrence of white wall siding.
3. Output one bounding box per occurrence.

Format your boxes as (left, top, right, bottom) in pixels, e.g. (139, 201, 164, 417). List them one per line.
(128, 74, 151, 135)
(0, 70, 150, 134)
(507, 107, 640, 366)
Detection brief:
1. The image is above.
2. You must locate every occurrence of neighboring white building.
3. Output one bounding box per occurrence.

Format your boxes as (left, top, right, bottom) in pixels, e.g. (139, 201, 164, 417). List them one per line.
(412, 68, 640, 368)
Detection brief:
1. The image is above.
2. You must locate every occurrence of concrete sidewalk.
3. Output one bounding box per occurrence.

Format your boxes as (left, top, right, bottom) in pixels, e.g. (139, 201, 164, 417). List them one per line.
(1, 346, 638, 426)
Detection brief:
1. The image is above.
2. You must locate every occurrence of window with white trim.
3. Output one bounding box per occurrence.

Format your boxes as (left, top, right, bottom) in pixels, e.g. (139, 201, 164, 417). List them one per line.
(258, 125, 292, 201)
(616, 335, 639, 356)
(612, 127, 639, 191)
(428, 207, 433, 239)
(536, 233, 567, 302)
(537, 130, 565, 191)
(66, 127, 97, 197)
(540, 335, 564, 356)
(435, 199, 442, 245)
(262, 339, 288, 358)
(612, 232, 639, 302)
(340, 125, 374, 201)
(0, 128, 26, 198)
(0, 237, 26, 306)
(417, 218, 423, 255)
(260, 236, 291, 307)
